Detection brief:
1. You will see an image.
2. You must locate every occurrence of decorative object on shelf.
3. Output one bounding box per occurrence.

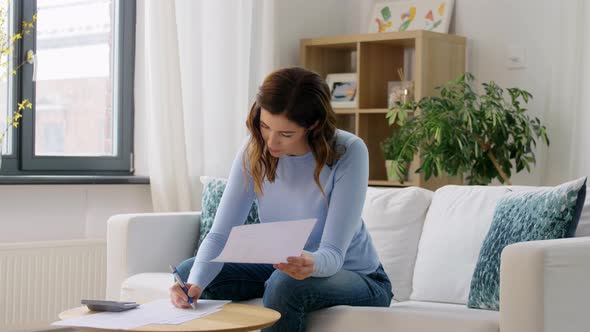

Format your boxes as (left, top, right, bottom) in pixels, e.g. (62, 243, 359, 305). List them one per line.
(325, 73, 357, 108)
(0, 4, 37, 169)
(368, 0, 455, 33)
(383, 73, 550, 185)
(388, 68, 414, 109)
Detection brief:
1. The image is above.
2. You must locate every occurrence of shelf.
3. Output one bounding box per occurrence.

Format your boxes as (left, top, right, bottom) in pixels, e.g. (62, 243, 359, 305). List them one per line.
(369, 180, 416, 187)
(358, 108, 389, 114)
(301, 30, 465, 47)
(334, 108, 414, 114)
(334, 108, 389, 114)
(358, 41, 406, 109)
(300, 43, 356, 79)
(333, 108, 358, 114)
(301, 31, 466, 189)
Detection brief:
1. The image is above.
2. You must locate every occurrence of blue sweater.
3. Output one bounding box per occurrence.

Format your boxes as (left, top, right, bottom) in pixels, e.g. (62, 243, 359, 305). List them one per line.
(188, 129, 380, 290)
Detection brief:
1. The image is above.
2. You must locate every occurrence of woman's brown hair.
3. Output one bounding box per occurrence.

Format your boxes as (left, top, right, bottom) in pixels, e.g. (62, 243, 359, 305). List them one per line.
(243, 67, 340, 198)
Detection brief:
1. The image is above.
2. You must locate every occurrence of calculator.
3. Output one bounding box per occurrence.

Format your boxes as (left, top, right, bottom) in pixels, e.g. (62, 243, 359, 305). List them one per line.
(81, 299, 140, 312)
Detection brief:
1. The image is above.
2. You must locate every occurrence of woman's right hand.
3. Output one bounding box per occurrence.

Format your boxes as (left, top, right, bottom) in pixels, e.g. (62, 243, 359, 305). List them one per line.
(169, 282, 201, 308)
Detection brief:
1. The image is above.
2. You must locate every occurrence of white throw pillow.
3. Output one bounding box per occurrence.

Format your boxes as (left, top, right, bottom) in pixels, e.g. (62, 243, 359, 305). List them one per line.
(509, 185, 590, 237)
(410, 185, 509, 304)
(362, 186, 434, 302)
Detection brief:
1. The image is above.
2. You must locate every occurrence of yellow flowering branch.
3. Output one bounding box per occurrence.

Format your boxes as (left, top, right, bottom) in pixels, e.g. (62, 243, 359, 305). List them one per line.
(0, 3, 37, 149)
(0, 99, 32, 142)
(0, 15, 37, 82)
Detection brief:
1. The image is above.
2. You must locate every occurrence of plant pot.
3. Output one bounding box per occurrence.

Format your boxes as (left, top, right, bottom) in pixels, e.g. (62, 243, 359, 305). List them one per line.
(385, 160, 414, 183)
(385, 160, 395, 182)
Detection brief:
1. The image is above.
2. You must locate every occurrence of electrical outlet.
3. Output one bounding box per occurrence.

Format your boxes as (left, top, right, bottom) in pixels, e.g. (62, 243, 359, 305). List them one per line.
(506, 46, 526, 69)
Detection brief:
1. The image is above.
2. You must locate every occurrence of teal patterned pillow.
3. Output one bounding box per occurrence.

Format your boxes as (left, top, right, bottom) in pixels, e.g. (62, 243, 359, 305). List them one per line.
(196, 176, 260, 255)
(467, 177, 587, 310)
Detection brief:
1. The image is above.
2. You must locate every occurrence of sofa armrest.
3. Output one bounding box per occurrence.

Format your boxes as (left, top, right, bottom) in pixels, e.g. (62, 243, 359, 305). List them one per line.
(500, 236, 590, 332)
(106, 212, 201, 300)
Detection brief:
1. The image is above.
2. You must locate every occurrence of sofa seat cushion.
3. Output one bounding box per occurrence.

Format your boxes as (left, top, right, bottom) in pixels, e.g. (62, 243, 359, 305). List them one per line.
(306, 301, 498, 332)
(121, 273, 499, 332)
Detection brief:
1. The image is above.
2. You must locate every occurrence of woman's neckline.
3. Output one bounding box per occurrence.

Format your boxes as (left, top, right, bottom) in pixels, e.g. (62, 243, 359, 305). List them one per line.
(281, 150, 314, 161)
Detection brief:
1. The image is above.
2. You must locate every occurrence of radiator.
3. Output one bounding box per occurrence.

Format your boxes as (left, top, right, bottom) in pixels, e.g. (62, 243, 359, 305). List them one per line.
(0, 239, 106, 332)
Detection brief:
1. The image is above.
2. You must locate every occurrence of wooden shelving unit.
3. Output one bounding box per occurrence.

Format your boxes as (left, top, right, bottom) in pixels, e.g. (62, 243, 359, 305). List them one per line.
(300, 30, 466, 190)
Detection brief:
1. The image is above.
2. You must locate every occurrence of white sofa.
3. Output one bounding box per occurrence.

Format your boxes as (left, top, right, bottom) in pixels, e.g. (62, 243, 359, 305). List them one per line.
(106, 185, 590, 332)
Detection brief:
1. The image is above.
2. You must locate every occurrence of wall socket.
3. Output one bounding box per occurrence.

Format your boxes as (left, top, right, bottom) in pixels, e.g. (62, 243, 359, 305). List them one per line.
(506, 46, 526, 69)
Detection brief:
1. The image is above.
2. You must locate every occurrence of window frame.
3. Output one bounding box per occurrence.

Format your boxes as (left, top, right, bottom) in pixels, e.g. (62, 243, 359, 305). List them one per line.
(0, 0, 136, 176)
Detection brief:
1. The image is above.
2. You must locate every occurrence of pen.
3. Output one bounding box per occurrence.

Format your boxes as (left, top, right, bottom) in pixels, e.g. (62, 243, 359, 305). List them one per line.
(169, 265, 197, 309)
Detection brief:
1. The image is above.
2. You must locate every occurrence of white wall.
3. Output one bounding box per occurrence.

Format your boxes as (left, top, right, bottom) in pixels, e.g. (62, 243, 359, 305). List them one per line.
(451, 0, 557, 185)
(273, 0, 359, 68)
(0, 185, 152, 242)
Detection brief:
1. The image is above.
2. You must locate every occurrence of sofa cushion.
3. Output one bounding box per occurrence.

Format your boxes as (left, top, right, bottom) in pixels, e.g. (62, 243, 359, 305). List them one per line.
(509, 185, 590, 237)
(362, 186, 433, 301)
(468, 177, 587, 310)
(120, 273, 499, 332)
(410, 185, 509, 304)
(307, 301, 499, 332)
(198, 176, 260, 253)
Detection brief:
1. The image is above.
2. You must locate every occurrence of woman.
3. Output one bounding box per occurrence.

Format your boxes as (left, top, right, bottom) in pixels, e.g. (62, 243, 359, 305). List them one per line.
(170, 67, 393, 331)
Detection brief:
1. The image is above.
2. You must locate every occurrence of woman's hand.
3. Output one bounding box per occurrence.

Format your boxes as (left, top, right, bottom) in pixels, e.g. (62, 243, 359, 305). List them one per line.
(169, 282, 201, 308)
(273, 252, 314, 280)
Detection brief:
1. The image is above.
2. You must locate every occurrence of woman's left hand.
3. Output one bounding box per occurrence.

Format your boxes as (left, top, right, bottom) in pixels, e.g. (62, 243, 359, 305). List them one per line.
(274, 252, 314, 280)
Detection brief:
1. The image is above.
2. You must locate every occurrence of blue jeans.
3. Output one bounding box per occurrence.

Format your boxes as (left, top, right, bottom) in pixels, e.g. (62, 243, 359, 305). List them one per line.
(177, 258, 393, 331)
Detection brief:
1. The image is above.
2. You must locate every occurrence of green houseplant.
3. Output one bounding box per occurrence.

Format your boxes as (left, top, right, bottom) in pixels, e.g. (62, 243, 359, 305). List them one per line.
(381, 73, 549, 185)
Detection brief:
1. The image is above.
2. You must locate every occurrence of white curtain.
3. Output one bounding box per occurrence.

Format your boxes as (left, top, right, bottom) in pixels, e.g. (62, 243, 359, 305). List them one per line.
(543, 0, 590, 185)
(136, 0, 275, 211)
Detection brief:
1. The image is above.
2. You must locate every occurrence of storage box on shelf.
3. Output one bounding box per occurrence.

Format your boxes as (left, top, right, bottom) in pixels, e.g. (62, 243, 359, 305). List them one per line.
(300, 30, 466, 190)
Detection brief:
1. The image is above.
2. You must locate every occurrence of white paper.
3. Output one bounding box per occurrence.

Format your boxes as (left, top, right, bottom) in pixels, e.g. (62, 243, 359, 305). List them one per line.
(211, 218, 317, 264)
(158, 308, 222, 325)
(52, 299, 230, 330)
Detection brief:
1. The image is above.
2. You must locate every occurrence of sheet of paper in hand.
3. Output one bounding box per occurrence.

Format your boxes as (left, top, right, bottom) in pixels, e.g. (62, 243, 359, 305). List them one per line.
(211, 219, 317, 264)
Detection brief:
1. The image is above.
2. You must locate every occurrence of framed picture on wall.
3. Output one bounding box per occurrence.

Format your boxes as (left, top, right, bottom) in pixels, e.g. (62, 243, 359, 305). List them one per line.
(326, 73, 357, 109)
(368, 0, 455, 34)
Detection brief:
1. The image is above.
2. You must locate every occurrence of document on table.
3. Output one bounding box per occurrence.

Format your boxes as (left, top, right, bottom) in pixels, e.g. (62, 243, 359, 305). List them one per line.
(211, 218, 317, 264)
(52, 299, 230, 330)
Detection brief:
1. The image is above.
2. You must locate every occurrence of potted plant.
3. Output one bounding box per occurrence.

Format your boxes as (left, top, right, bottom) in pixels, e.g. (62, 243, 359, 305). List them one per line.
(381, 73, 549, 185)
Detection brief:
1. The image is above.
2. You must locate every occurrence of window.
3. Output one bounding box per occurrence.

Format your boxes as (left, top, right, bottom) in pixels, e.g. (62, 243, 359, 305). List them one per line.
(0, 0, 135, 175)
